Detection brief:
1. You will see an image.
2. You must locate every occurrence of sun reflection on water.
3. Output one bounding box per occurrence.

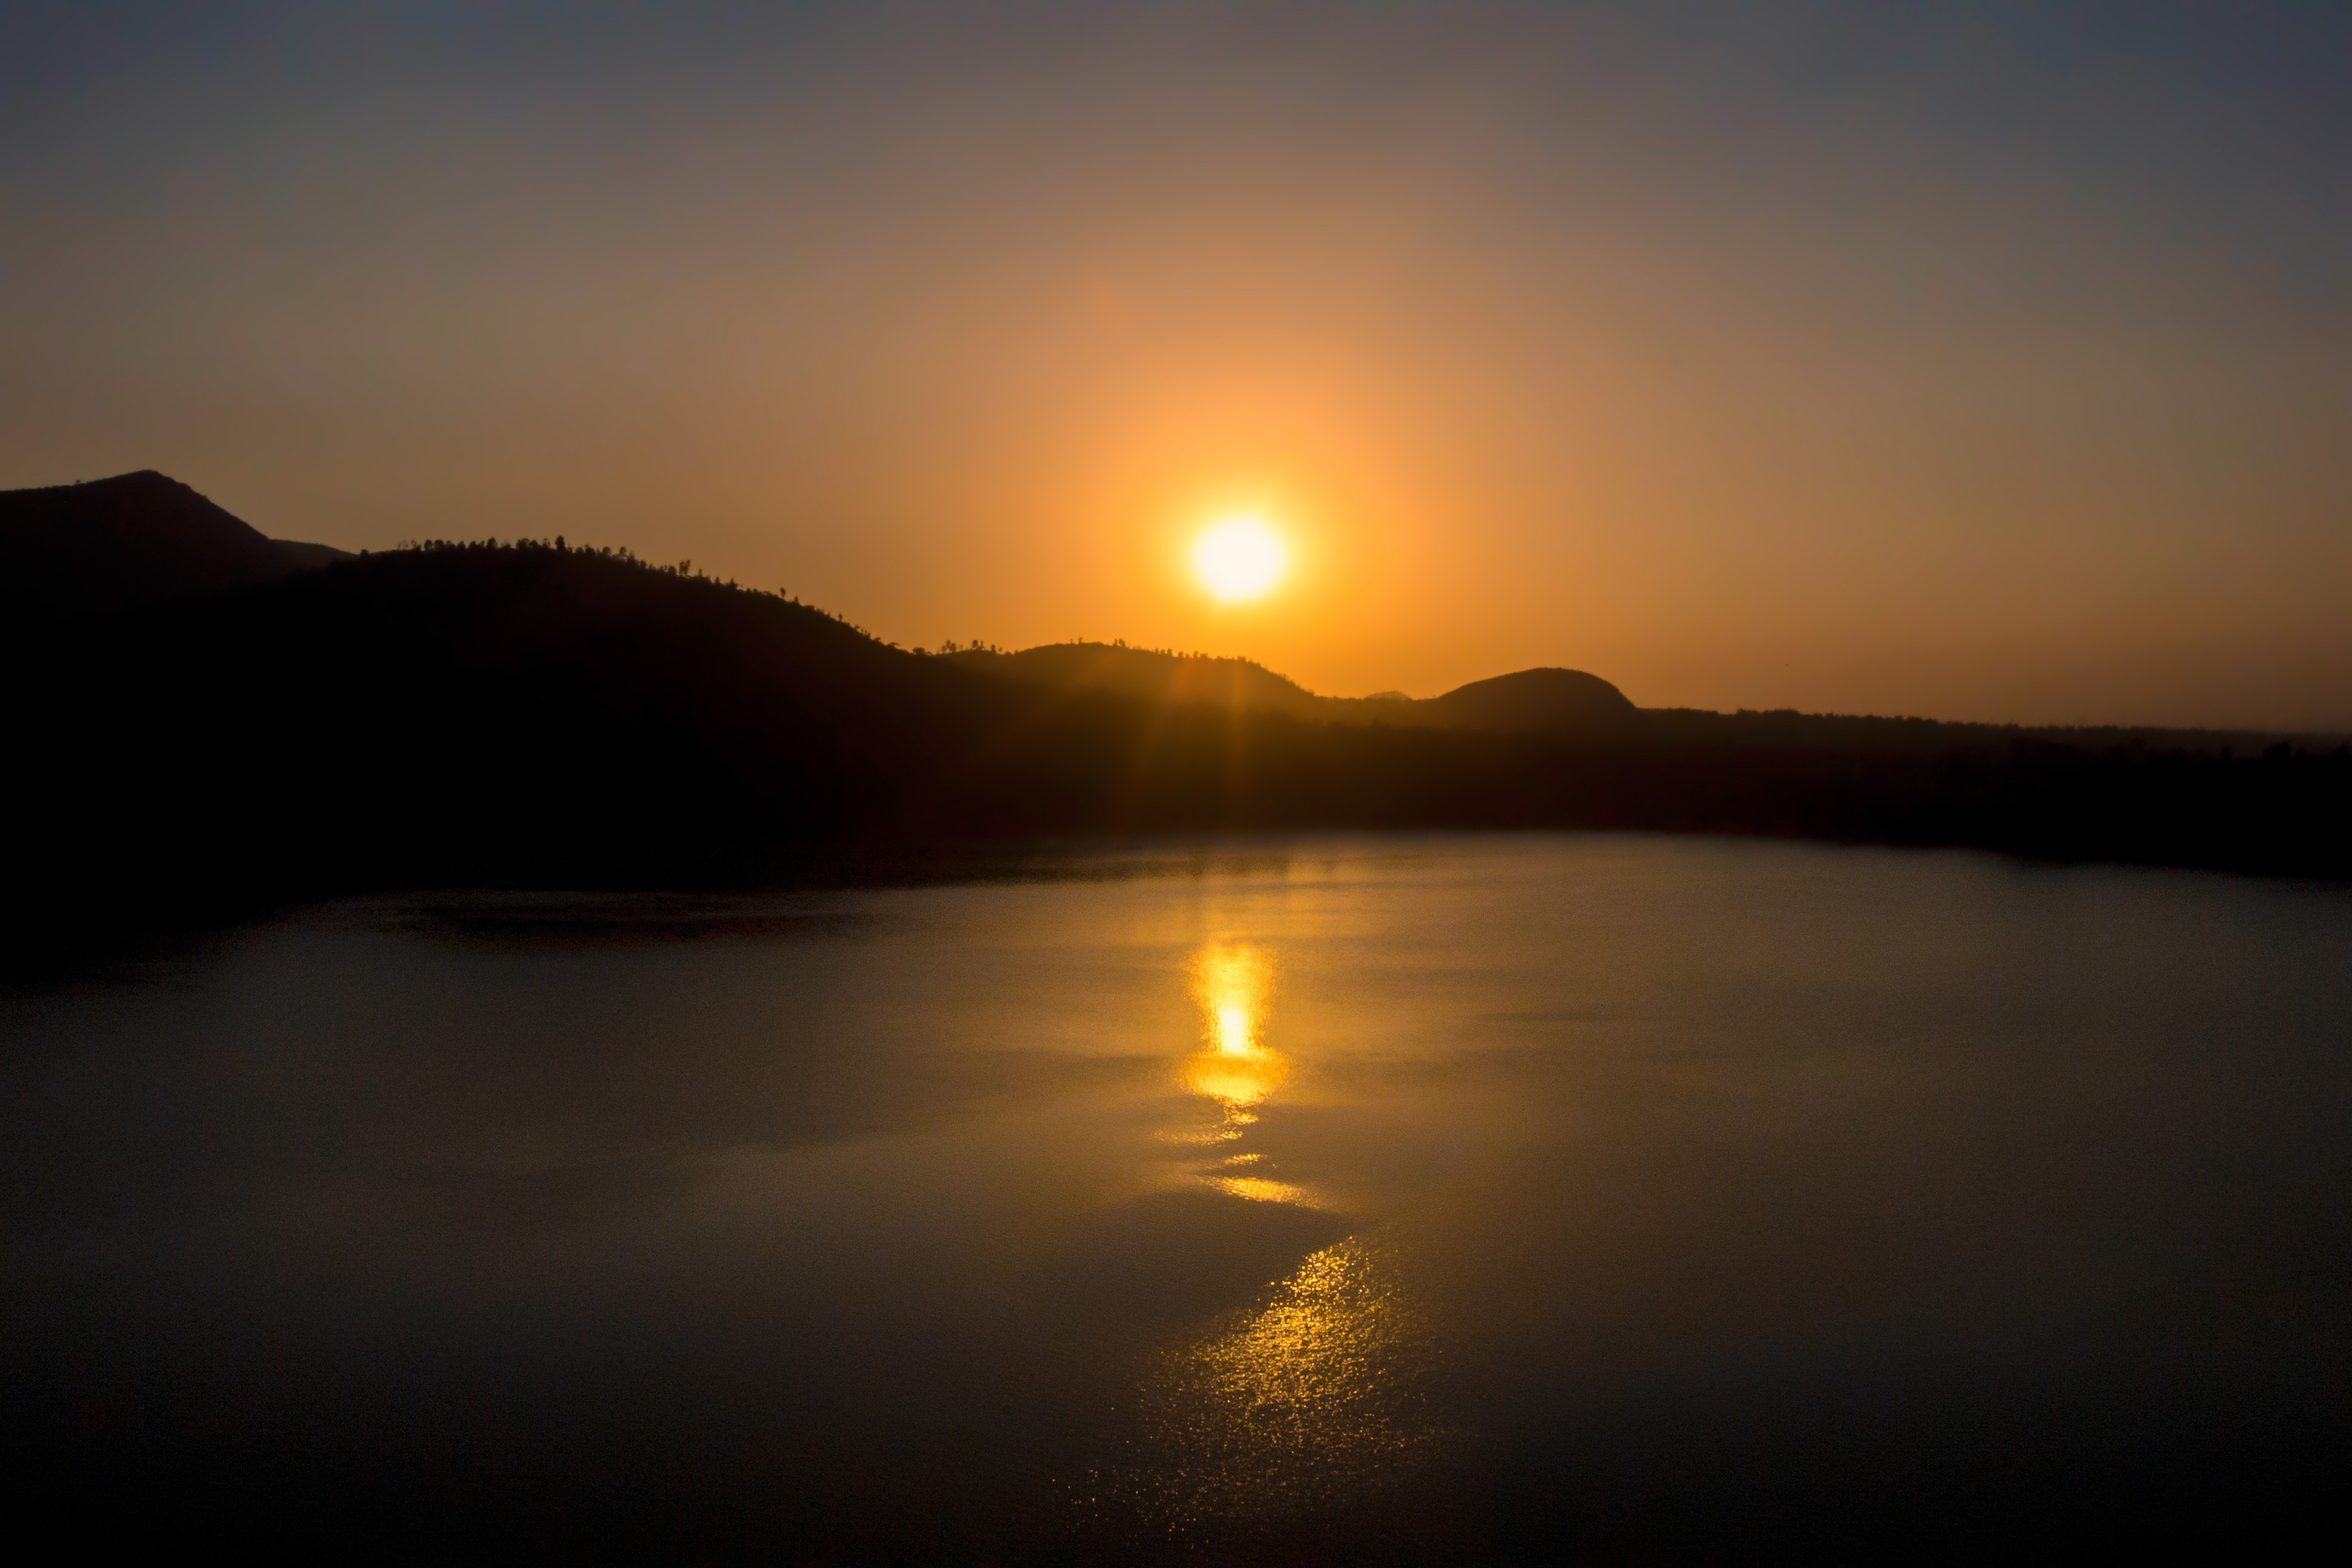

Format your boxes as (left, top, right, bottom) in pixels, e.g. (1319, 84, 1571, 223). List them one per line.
(1181, 942, 1287, 1119)
(1175, 943, 1308, 1199)
(1192, 1240, 1431, 1450)
(1085, 1236, 1457, 1534)
(1067, 942, 1458, 1533)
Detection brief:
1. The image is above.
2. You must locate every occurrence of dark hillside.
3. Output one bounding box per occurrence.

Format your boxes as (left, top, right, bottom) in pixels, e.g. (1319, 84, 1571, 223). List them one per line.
(15, 542, 1015, 902)
(0, 471, 344, 623)
(8, 531, 2350, 927)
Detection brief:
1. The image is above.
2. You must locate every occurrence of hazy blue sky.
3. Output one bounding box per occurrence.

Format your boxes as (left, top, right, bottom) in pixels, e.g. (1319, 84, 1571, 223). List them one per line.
(5, 2, 2347, 725)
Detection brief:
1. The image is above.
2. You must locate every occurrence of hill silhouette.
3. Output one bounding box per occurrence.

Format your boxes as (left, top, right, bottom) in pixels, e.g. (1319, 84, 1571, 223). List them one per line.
(943, 643, 1334, 719)
(941, 642, 1638, 734)
(0, 471, 350, 624)
(6, 473, 2347, 925)
(1422, 667, 1639, 733)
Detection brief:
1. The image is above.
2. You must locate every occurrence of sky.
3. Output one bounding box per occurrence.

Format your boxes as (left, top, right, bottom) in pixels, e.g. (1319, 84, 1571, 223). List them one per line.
(4, 1, 2347, 727)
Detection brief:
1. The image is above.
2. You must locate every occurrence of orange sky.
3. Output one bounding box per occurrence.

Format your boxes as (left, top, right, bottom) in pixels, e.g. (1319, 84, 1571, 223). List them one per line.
(4, 5, 2347, 727)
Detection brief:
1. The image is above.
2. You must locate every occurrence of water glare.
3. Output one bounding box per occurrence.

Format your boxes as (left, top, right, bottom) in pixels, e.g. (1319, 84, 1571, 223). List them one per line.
(1177, 943, 1302, 1198)
(1071, 938, 1453, 1538)
(1099, 1236, 1451, 1536)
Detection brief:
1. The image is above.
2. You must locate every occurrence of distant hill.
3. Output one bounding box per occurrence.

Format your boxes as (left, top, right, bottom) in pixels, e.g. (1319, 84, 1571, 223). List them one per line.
(4, 473, 2346, 923)
(1416, 668, 1639, 733)
(943, 643, 1331, 719)
(942, 642, 1639, 735)
(0, 470, 351, 623)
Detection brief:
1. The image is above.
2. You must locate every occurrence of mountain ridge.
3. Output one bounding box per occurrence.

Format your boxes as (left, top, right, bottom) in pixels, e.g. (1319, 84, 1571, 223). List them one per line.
(0, 470, 351, 624)
(5, 470, 2346, 923)
(939, 642, 1639, 736)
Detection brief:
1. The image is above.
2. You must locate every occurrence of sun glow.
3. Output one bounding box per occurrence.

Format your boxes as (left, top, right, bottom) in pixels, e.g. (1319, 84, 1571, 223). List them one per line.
(1192, 515, 1287, 602)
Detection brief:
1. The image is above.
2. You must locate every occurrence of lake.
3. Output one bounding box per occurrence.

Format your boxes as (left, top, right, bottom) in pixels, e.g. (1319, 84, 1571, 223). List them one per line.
(5, 834, 2349, 1558)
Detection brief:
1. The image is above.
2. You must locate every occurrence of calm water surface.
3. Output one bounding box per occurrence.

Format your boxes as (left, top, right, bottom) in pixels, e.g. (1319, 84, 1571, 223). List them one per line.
(5, 835, 2350, 1557)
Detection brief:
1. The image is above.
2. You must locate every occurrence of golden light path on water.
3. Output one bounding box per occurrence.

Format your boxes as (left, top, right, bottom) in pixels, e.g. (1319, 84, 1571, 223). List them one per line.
(1173, 944, 1301, 1201)
(1082, 941, 1457, 1535)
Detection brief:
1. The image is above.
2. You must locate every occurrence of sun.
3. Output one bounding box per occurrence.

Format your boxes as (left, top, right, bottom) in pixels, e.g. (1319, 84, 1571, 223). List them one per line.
(1192, 514, 1287, 602)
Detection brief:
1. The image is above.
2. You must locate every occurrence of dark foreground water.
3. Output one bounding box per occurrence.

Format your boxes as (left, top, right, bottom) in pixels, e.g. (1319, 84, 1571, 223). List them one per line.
(5, 835, 2350, 1560)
